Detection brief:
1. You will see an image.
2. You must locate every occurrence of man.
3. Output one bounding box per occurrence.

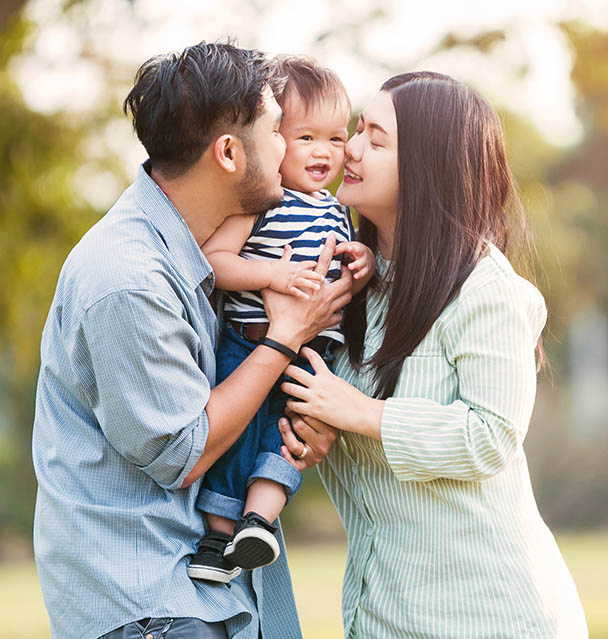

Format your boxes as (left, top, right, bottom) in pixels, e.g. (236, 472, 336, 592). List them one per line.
(32, 41, 350, 639)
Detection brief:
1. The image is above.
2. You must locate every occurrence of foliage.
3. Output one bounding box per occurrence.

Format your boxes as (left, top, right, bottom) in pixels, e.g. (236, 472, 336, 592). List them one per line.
(0, 13, 99, 536)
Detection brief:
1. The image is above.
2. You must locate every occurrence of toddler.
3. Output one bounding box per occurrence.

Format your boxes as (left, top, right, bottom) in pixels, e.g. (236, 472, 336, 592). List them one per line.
(188, 55, 375, 583)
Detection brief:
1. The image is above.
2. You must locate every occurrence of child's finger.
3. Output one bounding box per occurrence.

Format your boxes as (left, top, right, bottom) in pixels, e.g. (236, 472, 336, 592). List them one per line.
(296, 269, 324, 282)
(292, 276, 321, 292)
(348, 257, 366, 271)
(333, 242, 352, 256)
(296, 260, 320, 272)
(288, 286, 310, 300)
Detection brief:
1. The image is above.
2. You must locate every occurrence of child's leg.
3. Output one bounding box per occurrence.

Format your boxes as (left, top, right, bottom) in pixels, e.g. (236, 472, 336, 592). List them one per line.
(205, 513, 236, 536)
(189, 323, 266, 583)
(221, 384, 302, 571)
(244, 477, 287, 523)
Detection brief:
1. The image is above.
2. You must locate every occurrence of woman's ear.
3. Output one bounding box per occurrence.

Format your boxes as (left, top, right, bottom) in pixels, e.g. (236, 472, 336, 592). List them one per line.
(213, 134, 239, 174)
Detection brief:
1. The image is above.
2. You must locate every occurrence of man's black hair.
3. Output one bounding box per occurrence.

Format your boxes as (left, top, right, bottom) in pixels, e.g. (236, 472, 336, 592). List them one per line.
(123, 41, 284, 178)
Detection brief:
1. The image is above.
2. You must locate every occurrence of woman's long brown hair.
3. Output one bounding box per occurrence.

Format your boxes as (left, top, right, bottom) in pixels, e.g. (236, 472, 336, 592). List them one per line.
(344, 71, 541, 399)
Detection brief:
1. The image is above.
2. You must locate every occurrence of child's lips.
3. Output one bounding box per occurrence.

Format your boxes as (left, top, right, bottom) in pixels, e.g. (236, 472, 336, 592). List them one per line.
(306, 164, 330, 180)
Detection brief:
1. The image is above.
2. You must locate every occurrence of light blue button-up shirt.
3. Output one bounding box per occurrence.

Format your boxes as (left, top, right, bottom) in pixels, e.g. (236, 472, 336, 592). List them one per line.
(32, 163, 301, 639)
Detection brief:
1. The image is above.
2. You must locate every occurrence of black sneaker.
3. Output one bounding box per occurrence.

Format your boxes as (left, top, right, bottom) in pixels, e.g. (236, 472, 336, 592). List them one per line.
(187, 531, 241, 583)
(223, 512, 280, 570)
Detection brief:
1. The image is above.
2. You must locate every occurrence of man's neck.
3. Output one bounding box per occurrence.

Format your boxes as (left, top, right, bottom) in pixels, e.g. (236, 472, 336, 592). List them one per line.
(151, 166, 234, 248)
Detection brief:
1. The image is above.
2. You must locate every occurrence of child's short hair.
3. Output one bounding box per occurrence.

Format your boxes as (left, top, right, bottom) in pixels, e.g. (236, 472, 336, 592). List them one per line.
(272, 55, 351, 114)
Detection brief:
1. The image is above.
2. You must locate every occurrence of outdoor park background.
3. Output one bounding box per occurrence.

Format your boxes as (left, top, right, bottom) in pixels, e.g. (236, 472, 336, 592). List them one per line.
(0, 0, 607, 637)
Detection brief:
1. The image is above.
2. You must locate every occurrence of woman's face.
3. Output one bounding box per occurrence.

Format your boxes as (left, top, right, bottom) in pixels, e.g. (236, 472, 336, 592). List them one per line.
(337, 90, 399, 225)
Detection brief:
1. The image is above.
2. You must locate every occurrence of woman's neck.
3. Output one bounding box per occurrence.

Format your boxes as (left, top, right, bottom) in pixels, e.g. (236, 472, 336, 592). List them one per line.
(376, 220, 395, 260)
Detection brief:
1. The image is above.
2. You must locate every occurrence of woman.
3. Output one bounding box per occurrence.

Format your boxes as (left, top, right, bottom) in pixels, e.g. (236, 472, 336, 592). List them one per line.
(279, 72, 588, 638)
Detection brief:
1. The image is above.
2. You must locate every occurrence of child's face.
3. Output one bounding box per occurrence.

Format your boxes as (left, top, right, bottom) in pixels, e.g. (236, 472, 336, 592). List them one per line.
(278, 93, 349, 195)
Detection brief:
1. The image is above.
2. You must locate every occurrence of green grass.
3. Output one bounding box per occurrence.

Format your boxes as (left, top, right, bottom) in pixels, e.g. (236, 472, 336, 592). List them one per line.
(1, 531, 605, 639)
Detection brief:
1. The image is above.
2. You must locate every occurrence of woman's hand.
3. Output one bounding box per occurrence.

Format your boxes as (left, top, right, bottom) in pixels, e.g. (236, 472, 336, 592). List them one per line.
(281, 347, 384, 440)
(278, 411, 339, 470)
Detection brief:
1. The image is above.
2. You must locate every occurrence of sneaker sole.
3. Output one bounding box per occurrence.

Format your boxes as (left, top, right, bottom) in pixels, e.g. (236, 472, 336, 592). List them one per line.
(187, 564, 241, 583)
(223, 528, 280, 570)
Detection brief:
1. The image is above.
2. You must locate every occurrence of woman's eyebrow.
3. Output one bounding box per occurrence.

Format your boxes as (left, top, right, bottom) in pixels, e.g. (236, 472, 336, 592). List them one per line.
(360, 113, 388, 135)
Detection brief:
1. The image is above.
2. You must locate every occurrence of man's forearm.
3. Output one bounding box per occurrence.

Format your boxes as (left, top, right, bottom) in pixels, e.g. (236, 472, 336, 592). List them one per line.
(181, 342, 294, 486)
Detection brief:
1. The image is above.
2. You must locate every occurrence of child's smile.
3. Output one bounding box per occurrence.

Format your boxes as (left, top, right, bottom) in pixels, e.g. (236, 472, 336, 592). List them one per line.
(278, 93, 350, 196)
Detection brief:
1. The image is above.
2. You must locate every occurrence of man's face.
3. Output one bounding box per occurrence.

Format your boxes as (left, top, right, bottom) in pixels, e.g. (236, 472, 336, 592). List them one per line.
(236, 88, 286, 214)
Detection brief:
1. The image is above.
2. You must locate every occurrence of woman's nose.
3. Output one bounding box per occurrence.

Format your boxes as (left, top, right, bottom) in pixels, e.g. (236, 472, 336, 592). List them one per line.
(345, 136, 361, 161)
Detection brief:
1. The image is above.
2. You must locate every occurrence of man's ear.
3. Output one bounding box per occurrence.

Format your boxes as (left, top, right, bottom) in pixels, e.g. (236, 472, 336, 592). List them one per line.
(213, 134, 241, 174)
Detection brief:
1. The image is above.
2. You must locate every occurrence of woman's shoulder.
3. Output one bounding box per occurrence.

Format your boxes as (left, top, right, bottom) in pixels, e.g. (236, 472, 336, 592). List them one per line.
(463, 244, 543, 301)
(440, 244, 547, 334)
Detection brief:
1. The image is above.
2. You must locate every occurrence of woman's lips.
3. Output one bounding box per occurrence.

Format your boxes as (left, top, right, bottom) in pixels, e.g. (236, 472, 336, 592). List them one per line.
(343, 166, 362, 184)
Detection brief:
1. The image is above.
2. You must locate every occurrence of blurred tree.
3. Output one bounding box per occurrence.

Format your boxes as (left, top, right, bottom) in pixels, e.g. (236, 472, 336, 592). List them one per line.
(0, 12, 99, 538)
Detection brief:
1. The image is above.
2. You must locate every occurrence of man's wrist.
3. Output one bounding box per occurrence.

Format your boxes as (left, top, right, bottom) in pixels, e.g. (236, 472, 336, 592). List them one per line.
(265, 325, 303, 353)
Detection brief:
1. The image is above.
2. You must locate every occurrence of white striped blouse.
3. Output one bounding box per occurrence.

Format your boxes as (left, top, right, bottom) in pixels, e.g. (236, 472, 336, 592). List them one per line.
(318, 245, 588, 639)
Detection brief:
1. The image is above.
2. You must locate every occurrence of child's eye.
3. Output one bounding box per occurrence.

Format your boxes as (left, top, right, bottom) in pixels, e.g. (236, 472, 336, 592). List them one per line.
(300, 135, 312, 141)
(331, 137, 346, 143)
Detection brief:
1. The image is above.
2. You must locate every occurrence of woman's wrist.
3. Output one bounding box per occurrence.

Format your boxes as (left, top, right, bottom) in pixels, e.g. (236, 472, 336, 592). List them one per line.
(349, 392, 384, 441)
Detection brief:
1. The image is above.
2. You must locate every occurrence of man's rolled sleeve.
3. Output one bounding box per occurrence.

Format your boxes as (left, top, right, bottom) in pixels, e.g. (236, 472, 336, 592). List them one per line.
(80, 288, 211, 488)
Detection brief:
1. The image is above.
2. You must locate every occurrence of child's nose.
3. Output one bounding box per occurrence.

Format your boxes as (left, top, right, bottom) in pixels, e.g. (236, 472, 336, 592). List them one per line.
(312, 143, 330, 157)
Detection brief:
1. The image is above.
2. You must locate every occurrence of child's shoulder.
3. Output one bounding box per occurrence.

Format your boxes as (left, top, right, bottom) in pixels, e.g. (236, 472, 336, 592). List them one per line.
(283, 188, 347, 212)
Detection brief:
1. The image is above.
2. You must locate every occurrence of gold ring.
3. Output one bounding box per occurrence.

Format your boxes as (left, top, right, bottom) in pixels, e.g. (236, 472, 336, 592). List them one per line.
(295, 444, 308, 460)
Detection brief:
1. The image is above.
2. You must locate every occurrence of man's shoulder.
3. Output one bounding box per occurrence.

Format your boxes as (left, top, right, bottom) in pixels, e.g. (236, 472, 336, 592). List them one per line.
(59, 193, 177, 312)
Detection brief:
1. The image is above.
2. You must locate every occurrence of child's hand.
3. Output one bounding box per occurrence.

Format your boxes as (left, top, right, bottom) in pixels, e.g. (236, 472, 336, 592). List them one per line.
(268, 245, 325, 299)
(334, 241, 376, 282)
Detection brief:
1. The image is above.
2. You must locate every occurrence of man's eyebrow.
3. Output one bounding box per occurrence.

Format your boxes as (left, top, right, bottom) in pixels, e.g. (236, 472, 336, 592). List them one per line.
(360, 113, 388, 135)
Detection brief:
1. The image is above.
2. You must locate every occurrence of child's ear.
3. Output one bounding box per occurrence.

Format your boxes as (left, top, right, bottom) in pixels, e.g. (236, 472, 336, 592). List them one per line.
(213, 134, 240, 174)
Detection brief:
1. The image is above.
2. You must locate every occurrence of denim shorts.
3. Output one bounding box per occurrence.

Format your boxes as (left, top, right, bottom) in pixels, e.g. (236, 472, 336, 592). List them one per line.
(100, 617, 227, 639)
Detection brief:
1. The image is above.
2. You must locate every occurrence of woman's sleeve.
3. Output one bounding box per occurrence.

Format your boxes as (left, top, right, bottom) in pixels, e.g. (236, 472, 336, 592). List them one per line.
(380, 278, 547, 482)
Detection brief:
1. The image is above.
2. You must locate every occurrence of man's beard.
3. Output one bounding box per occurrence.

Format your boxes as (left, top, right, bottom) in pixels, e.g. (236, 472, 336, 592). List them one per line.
(236, 142, 284, 215)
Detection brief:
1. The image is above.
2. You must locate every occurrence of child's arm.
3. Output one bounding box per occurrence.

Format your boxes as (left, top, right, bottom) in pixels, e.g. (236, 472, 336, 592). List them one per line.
(334, 241, 376, 295)
(203, 215, 324, 298)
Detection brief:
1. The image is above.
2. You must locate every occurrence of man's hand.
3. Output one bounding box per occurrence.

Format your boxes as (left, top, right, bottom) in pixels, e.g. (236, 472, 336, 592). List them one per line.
(278, 410, 339, 471)
(262, 233, 352, 351)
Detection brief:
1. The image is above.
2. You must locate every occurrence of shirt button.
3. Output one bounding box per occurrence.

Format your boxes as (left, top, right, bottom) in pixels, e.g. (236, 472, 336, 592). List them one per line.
(146, 634, 154, 639)
(366, 528, 374, 537)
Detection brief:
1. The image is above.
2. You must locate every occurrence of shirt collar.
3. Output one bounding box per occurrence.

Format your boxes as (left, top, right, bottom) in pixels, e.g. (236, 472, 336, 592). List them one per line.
(134, 161, 214, 292)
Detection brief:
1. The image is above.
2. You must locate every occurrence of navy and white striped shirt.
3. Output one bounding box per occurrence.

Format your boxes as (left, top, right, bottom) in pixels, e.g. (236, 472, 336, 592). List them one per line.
(224, 188, 354, 343)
